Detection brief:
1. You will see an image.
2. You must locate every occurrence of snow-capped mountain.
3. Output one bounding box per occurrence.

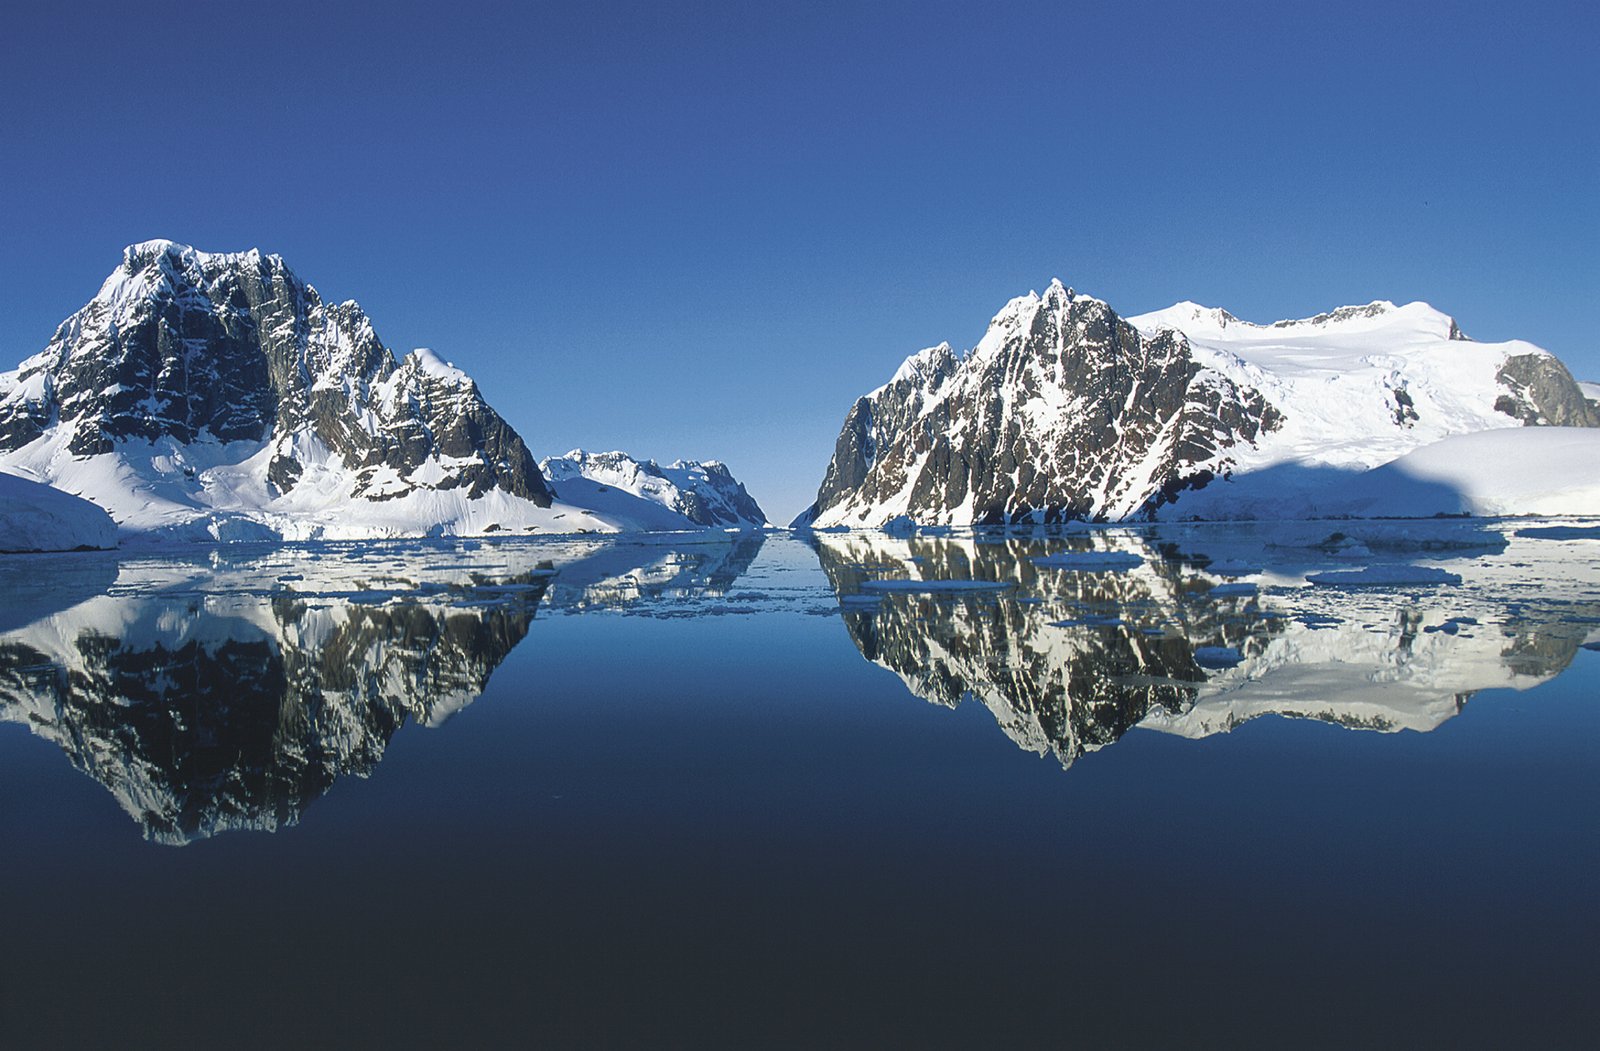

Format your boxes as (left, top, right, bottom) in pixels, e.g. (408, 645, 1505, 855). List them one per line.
(540, 449, 767, 530)
(0, 241, 627, 540)
(797, 281, 1597, 527)
(0, 471, 116, 551)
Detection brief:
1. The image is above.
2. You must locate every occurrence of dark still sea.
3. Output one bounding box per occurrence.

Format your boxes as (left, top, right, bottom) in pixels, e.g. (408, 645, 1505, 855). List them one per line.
(2, 522, 1596, 1048)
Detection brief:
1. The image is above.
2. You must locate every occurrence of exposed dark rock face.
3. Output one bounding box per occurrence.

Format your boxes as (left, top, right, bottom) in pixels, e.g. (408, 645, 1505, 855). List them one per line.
(0, 240, 550, 508)
(1493, 353, 1600, 427)
(1270, 303, 1392, 328)
(672, 461, 767, 527)
(1390, 385, 1419, 427)
(798, 282, 1281, 526)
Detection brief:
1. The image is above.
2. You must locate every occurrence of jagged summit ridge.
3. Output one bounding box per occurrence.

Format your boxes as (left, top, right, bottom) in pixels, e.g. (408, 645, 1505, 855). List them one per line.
(798, 279, 1283, 526)
(0, 240, 565, 539)
(799, 280, 1597, 527)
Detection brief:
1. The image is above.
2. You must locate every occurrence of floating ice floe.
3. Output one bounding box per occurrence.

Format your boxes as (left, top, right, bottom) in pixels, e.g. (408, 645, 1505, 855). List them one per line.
(1305, 565, 1463, 587)
(838, 593, 886, 608)
(1514, 525, 1600, 541)
(1049, 615, 1126, 628)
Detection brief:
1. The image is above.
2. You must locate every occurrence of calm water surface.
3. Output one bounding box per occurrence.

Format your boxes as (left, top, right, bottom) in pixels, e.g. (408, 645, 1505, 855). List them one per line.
(2, 523, 1596, 1047)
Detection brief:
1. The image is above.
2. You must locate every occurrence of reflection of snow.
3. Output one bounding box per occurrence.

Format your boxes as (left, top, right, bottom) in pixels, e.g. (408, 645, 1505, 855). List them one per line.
(0, 533, 772, 844)
(1031, 551, 1143, 571)
(814, 521, 1600, 765)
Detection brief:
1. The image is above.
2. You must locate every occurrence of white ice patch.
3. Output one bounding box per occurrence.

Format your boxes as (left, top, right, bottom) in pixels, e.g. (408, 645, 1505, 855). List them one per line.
(1306, 565, 1463, 587)
(405, 347, 471, 385)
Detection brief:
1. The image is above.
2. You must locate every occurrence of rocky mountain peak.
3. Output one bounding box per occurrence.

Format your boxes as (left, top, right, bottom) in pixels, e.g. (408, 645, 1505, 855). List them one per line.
(800, 280, 1277, 526)
(0, 242, 553, 537)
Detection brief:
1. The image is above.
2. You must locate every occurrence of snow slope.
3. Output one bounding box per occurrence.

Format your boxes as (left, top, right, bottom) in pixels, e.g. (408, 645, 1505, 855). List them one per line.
(1127, 300, 1598, 518)
(1152, 427, 1600, 519)
(0, 471, 117, 551)
(0, 434, 643, 541)
(540, 449, 767, 530)
(1131, 299, 1571, 471)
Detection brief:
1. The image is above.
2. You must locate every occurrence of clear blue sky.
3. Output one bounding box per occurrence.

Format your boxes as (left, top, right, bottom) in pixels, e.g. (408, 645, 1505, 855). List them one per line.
(3, 0, 1595, 521)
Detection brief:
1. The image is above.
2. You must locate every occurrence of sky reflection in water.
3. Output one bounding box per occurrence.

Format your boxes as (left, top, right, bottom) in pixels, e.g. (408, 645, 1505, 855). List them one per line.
(0, 523, 1595, 1045)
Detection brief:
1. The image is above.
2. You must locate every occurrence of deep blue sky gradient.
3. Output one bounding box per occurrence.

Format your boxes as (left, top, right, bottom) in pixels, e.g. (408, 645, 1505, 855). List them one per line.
(3, 0, 1595, 520)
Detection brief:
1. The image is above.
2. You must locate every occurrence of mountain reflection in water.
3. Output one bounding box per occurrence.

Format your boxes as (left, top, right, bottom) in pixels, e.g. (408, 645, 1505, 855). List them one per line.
(1, 521, 1596, 844)
(811, 521, 1600, 768)
(0, 534, 765, 844)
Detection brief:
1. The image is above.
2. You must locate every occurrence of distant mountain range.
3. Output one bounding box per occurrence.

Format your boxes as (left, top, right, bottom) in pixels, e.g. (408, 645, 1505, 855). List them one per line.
(541, 449, 766, 530)
(0, 242, 763, 543)
(797, 281, 1600, 526)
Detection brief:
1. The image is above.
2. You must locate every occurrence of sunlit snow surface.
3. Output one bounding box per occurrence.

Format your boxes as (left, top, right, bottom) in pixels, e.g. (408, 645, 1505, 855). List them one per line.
(1127, 301, 1600, 518)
